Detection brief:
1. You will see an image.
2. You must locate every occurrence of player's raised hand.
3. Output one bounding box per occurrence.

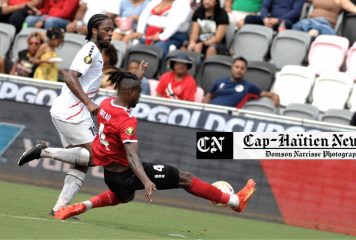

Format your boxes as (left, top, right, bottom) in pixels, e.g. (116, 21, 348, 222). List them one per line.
(144, 180, 157, 203)
(135, 60, 148, 80)
(86, 102, 100, 115)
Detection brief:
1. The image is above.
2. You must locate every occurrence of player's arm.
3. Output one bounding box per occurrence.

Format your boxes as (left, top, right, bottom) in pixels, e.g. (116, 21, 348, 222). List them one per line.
(260, 91, 280, 107)
(124, 143, 156, 202)
(65, 70, 99, 115)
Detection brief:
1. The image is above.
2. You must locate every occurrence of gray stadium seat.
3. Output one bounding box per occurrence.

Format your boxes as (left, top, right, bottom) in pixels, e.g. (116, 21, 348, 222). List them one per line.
(341, 13, 356, 45)
(110, 39, 127, 68)
(197, 55, 233, 92)
(11, 28, 46, 62)
(270, 30, 311, 70)
(57, 33, 86, 70)
(321, 109, 354, 125)
(225, 23, 236, 51)
(282, 103, 319, 120)
(242, 97, 277, 114)
(232, 24, 273, 61)
(161, 50, 202, 77)
(0, 23, 16, 58)
(244, 61, 276, 91)
(125, 44, 164, 79)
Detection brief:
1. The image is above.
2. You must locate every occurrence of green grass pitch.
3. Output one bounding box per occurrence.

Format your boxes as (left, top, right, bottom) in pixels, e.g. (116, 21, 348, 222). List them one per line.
(0, 180, 351, 239)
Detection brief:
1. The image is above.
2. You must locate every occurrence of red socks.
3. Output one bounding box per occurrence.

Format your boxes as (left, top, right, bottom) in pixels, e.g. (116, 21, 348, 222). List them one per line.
(90, 190, 120, 208)
(187, 177, 230, 204)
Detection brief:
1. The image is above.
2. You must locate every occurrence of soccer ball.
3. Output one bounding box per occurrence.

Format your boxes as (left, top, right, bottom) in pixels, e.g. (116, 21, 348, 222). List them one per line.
(210, 181, 234, 207)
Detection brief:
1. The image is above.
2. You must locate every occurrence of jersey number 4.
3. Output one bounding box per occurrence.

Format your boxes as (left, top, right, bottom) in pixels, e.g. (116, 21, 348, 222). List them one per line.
(153, 165, 164, 172)
(98, 123, 110, 151)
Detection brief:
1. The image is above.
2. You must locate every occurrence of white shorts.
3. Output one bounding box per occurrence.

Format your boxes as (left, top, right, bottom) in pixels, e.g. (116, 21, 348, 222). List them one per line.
(51, 117, 96, 148)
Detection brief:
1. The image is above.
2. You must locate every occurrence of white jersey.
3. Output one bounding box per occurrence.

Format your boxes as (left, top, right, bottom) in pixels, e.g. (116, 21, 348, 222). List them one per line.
(50, 42, 103, 123)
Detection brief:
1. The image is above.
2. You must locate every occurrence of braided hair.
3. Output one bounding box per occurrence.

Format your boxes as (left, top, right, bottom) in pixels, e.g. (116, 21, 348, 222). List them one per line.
(86, 14, 111, 41)
(107, 69, 140, 90)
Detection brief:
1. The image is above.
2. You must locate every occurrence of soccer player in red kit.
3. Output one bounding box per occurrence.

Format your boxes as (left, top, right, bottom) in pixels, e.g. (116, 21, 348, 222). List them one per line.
(54, 69, 256, 220)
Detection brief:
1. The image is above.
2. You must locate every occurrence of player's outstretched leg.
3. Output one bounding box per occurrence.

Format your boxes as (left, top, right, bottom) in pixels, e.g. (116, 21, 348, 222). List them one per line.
(183, 172, 256, 213)
(18, 140, 48, 166)
(54, 190, 120, 220)
(18, 141, 91, 167)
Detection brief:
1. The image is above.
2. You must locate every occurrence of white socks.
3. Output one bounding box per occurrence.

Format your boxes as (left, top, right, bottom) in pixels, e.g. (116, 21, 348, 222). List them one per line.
(228, 194, 239, 208)
(82, 200, 93, 210)
(52, 168, 86, 212)
(41, 147, 90, 166)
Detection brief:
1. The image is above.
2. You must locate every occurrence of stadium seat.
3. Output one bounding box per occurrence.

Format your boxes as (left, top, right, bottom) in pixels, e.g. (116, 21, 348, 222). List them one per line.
(11, 28, 46, 62)
(160, 50, 202, 77)
(270, 30, 311, 70)
(0, 23, 16, 58)
(341, 13, 356, 45)
(311, 72, 353, 112)
(308, 35, 349, 75)
(194, 86, 205, 103)
(347, 84, 356, 111)
(321, 109, 354, 125)
(272, 65, 316, 106)
(232, 24, 273, 61)
(110, 39, 127, 68)
(242, 97, 277, 114)
(225, 23, 236, 51)
(148, 79, 159, 96)
(197, 55, 233, 92)
(346, 42, 356, 81)
(244, 61, 276, 91)
(282, 103, 319, 120)
(125, 44, 164, 79)
(57, 33, 86, 70)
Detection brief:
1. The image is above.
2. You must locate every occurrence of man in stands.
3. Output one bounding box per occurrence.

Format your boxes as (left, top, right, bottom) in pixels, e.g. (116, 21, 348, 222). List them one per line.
(203, 57, 280, 108)
(156, 53, 197, 101)
(292, 0, 356, 36)
(242, 0, 304, 30)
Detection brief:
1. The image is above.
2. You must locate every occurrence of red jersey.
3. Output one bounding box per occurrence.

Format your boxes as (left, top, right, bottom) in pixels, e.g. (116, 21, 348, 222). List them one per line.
(92, 97, 138, 167)
(156, 71, 197, 101)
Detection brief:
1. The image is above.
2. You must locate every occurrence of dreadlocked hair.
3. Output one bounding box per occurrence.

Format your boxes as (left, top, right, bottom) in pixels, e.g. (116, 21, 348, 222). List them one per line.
(86, 14, 110, 41)
(107, 70, 140, 90)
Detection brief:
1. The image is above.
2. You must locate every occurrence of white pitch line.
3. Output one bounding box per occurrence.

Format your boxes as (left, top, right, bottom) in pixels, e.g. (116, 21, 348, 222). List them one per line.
(0, 214, 89, 225)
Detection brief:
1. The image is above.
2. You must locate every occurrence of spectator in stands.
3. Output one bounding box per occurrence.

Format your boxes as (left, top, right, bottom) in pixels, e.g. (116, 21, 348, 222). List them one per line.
(0, 0, 42, 33)
(224, 0, 262, 28)
(156, 53, 197, 101)
(203, 57, 280, 108)
(242, 0, 304, 30)
(32, 27, 64, 81)
(127, 59, 150, 95)
(101, 60, 150, 95)
(108, 0, 149, 43)
(25, 0, 79, 29)
(129, 0, 192, 55)
(0, 58, 5, 73)
(66, 0, 116, 34)
(102, 44, 118, 67)
(10, 31, 44, 77)
(187, 0, 229, 59)
(292, 0, 356, 36)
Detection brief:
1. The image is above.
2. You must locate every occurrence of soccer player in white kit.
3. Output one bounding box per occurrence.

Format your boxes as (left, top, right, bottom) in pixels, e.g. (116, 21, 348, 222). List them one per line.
(18, 14, 115, 215)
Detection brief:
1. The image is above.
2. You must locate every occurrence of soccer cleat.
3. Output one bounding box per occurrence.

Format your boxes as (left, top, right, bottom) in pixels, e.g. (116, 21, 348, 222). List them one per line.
(54, 203, 87, 220)
(233, 179, 256, 212)
(18, 140, 48, 166)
